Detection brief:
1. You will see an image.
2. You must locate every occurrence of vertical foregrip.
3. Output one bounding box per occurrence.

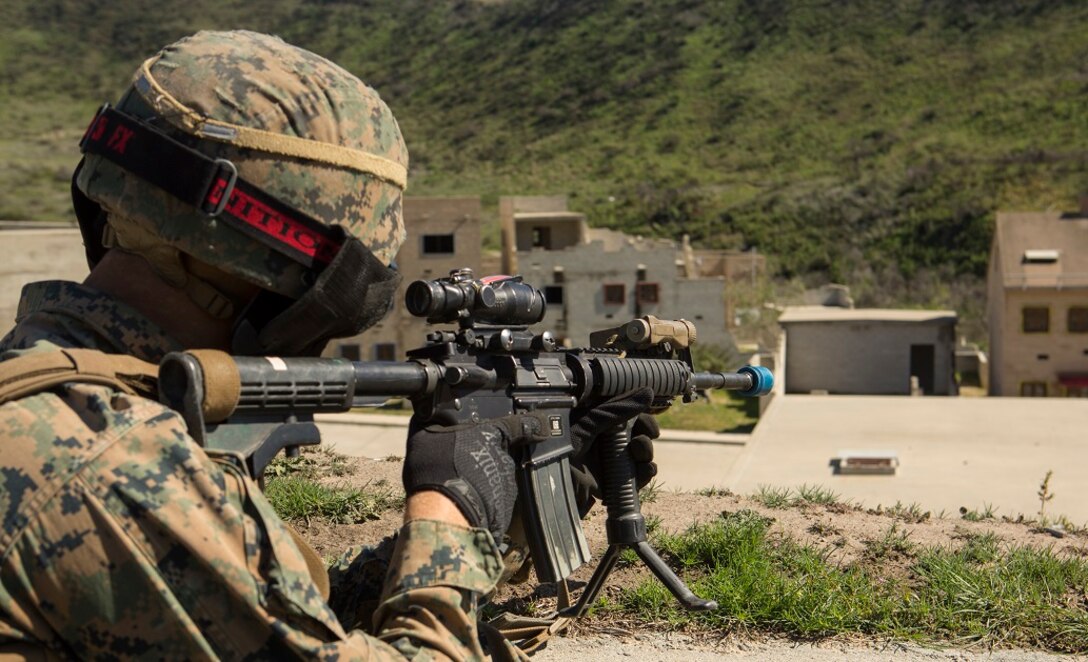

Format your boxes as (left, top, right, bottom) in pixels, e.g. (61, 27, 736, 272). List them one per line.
(600, 425, 646, 544)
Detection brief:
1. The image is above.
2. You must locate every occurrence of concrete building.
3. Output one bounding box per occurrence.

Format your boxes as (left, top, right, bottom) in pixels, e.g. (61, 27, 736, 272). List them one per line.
(779, 306, 958, 395)
(499, 196, 735, 350)
(987, 203, 1088, 397)
(326, 197, 486, 361)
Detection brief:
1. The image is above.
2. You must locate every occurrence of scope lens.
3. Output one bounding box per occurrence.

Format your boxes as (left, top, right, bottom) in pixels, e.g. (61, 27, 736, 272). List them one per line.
(405, 280, 440, 317)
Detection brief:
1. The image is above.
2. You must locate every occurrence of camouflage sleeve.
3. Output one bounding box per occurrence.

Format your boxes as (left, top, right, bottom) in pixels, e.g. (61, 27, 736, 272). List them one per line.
(374, 520, 504, 660)
(0, 385, 498, 660)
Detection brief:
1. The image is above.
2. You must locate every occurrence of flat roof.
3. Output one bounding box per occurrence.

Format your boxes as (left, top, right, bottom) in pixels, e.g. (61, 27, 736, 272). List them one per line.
(513, 212, 585, 221)
(994, 211, 1088, 288)
(778, 306, 957, 324)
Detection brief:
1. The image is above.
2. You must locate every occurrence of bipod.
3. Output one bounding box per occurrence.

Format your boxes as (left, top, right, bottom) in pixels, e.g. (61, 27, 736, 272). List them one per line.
(560, 424, 717, 617)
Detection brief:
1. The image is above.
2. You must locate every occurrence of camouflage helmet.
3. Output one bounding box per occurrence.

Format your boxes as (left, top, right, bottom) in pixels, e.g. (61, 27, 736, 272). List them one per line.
(74, 30, 408, 308)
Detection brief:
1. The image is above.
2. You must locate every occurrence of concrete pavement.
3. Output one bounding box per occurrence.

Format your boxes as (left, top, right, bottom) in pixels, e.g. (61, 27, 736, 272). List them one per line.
(315, 395, 1088, 523)
(730, 395, 1088, 523)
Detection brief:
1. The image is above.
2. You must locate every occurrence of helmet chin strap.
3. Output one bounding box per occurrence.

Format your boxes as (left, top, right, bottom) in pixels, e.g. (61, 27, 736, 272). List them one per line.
(105, 212, 240, 320)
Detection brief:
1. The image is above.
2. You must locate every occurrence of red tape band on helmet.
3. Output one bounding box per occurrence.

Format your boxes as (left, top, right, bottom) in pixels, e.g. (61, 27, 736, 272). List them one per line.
(81, 104, 342, 269)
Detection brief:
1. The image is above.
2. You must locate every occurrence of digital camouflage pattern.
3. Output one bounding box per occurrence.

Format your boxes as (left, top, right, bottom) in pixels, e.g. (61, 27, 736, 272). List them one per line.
(0, 280, 507, 660)
(76, 30, 408, 299)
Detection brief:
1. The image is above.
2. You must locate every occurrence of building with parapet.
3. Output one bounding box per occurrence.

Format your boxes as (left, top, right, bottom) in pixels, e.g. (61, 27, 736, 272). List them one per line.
(327, 197, 485, 361)
(987, 200, 1088, 397)
(778, 306, 958, 395)
(499, 196, 739, 351)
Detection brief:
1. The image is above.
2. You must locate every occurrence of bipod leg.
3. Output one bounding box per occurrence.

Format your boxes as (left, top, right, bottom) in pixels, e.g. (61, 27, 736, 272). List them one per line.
(560, 544, 622, 618)
(565, 423, 717, 615)
(635, 541, 717, 611)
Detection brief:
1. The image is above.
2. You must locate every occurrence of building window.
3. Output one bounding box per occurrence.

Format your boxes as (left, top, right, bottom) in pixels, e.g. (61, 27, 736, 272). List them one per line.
(421, 234, 455, 255)
(636, 282, 660, 305)
(532, 227, 551, 249)
(1022, 306, 1049, 333)
(1020, 381, 1048, 397)
(603, 283, 625, 305)
(544, 285, 564, 305)
(373, 343, 397, 361)
(1068, 307, 1088, 333)
(337, 344, 361, 361)
(553, 268, 565, 284)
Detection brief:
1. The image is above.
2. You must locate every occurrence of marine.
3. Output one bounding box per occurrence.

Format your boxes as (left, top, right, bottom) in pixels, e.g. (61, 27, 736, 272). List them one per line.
(0, 30, 657, 660)
(0, 30, 539, 660)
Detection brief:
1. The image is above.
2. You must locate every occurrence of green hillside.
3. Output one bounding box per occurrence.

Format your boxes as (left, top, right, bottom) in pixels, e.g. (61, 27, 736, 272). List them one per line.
(2, 0, 1086, 324)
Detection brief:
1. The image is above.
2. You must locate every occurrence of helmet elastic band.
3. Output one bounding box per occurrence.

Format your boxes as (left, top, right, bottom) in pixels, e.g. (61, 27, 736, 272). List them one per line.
(135, 57, 408, 190)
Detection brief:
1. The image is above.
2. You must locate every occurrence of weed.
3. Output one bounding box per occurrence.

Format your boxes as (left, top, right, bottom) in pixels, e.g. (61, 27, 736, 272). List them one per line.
(864, 523, 916, 562)
(807, 521, 841, 537)
(265, 446, 349, 480)
(695, 486, 734, 497)
(645, 514, 663, 537)
(752, 485, 792, 509)
(615, 512, 1088, 652)
(794, 484, 842, 507)
(266, 477, 402, 524)
(1038, 470, 1055, 520)
(957, 531, 1002, 565)
(880, 501, 931, 524)
(640, 479, 662, 504)
(959, 503, 997, 522)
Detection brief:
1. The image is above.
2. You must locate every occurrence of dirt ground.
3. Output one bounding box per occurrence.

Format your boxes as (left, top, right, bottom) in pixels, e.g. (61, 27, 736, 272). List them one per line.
(294, 454, 1088, 659)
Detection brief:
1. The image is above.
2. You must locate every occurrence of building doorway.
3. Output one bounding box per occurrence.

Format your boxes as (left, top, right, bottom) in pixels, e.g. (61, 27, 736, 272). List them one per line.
(910, 344, 935, 395)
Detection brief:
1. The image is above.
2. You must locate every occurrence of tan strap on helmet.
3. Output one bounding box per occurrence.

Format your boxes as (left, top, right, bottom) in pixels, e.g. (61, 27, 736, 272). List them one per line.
(136, 58, 408, 190)
(0, 349, 158, 405)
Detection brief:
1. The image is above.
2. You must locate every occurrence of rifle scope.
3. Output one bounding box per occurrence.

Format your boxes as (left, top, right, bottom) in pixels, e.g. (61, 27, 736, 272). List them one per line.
(406, 268, 546, 325)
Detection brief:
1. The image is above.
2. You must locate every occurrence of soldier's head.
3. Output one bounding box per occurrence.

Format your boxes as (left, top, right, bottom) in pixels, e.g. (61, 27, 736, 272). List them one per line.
(73, 30, 407, 355)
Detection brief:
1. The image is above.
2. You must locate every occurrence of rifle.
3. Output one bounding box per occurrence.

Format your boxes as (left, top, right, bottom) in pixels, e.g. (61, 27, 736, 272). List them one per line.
(157, 268, 773, 627)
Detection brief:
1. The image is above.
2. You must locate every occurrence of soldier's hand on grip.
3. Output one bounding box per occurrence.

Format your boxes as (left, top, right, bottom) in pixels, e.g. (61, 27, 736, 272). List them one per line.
(403, 412, 551, 538)
(569, 388, 660, 517)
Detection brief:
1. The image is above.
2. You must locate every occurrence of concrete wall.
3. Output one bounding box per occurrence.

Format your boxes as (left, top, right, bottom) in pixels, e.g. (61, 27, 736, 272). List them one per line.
(325, 197, 483, 361)
(514, 217, 584, 252)
(0, 229, 89, 331)
(991, 287, 1088, 396)
(987, 241, 1006, 395)
(783, 320, 956, 395)
(518, 239, 733, 350)
(499, 196, 569, 273)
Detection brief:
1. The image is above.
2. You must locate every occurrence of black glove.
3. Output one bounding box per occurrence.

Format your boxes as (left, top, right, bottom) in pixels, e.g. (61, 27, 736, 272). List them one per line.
(568, 388, 660, 517)
(403, 412, 551, 538)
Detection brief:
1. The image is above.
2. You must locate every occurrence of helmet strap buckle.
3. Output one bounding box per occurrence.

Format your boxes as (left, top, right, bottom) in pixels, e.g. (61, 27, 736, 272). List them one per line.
(202, 159, 238, 217)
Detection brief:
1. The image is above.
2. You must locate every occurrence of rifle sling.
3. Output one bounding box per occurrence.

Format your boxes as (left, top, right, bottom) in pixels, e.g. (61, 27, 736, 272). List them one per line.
(0, 348, 158, 404)
(0, 348, 330, 600)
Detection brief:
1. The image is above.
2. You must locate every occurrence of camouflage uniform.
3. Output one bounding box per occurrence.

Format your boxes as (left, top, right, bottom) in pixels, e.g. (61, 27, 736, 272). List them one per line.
(0, 280, 505, 659)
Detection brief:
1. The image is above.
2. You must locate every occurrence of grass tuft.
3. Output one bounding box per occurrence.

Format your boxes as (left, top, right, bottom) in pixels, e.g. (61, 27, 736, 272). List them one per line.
(877, 501, 931, 523)
(752, 485, 792, 509)
(695, 486, 734, 497)
(612, 511, 1088, 652)
(794, 484, 843, 507)
(266, 477, 403, 525)
(960, 503, 998, 522)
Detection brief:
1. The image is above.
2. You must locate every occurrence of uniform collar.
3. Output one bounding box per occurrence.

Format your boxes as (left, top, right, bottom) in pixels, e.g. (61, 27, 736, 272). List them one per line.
(4, 281, 181, 363)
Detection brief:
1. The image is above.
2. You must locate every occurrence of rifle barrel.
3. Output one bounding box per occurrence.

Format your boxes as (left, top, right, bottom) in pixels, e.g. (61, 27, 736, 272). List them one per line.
(692, 371, 754, 391)
(352, 361, 433, 396)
